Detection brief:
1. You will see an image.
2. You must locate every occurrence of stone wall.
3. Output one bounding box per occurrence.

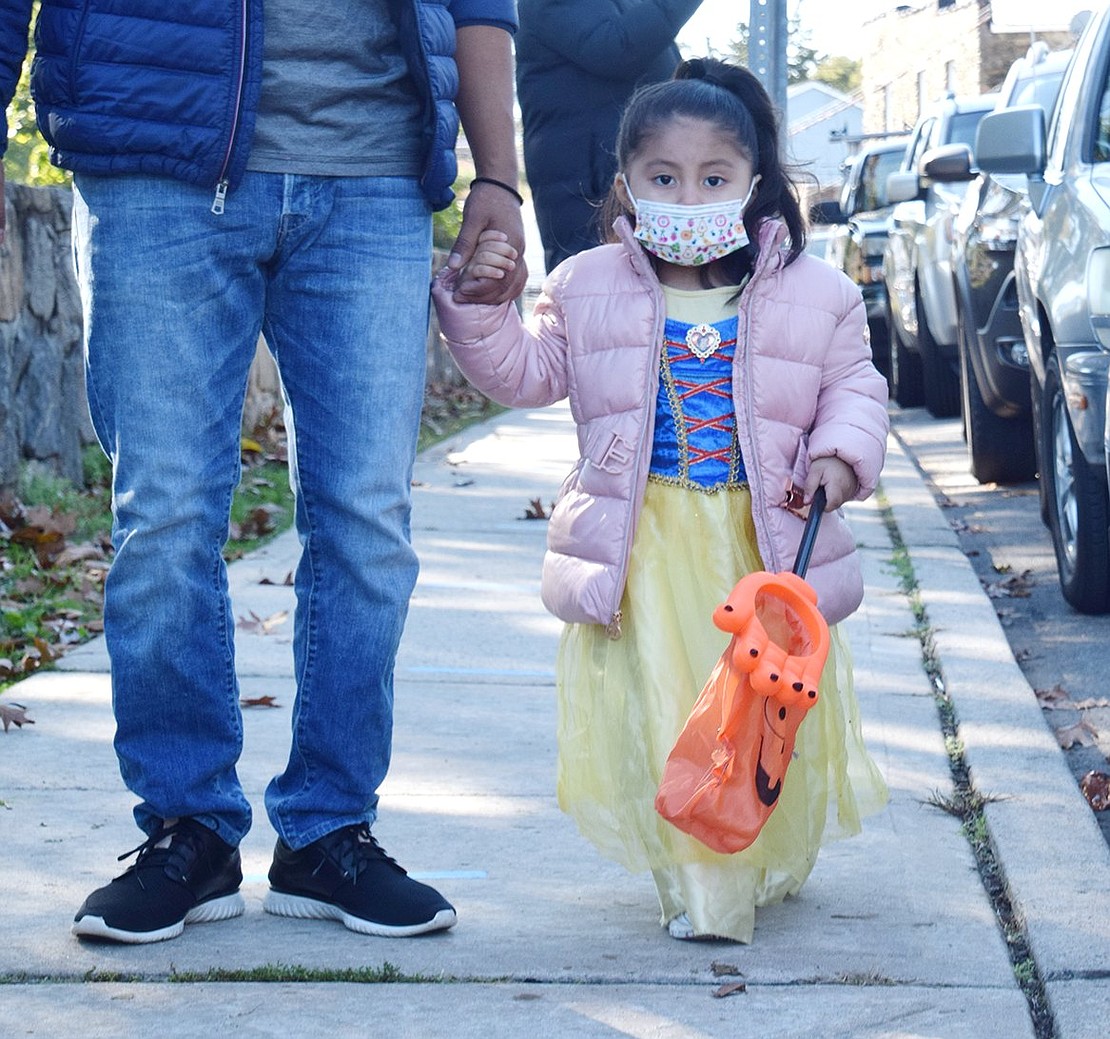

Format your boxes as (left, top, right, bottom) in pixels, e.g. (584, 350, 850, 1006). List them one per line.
(1, 184, 464, 490)
(0, 182, 89, 487)
(860, 1, 1074, 135)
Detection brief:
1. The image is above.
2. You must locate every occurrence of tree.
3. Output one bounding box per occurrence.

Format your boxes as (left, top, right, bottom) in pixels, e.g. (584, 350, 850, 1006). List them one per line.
(727, 16, 823, 85)
(813, 56, 862, 95)
(5, 3, 68, 187)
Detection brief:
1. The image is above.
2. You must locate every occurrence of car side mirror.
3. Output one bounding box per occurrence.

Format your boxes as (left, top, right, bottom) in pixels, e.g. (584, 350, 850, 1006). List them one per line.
(975, 105, 1047, 176)
(886, 170, 922, 204)
(921, 143, 975, 182)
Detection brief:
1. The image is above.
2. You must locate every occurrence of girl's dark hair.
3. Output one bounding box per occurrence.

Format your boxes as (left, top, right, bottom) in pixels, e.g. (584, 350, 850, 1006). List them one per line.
(600, 57, 807, 271)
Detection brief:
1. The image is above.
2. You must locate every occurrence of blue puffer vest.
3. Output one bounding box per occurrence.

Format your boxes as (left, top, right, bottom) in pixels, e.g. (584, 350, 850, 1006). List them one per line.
(4, 0, 515, 210)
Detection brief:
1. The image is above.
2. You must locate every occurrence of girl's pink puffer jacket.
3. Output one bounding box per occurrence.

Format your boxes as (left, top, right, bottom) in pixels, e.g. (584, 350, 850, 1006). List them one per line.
(432, 218, 889, 632)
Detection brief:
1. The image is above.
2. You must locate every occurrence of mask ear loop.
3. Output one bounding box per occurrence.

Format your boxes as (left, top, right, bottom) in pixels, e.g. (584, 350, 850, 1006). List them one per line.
(618, 173, 637, 209)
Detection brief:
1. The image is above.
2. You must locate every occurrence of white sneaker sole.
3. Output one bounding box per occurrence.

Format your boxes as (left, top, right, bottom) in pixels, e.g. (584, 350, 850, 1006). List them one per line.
(72, 891, 245, 944)
(263, 890, 456, 937)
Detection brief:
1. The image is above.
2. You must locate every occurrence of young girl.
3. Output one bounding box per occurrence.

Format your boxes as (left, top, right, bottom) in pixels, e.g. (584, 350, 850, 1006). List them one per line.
(432, 57, 889, 944)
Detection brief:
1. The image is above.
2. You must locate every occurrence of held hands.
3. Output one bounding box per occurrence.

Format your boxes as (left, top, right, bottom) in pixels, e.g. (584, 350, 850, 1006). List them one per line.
(447, 180, 527, 304)
(455, 229, 518, 285)
(803, 456, 859, 513)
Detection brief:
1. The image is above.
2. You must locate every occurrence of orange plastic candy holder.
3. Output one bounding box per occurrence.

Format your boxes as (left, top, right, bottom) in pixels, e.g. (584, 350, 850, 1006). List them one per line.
(655, 492, 831, 855)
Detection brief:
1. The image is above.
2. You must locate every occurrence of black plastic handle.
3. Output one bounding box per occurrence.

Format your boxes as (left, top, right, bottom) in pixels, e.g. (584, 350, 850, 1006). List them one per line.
(791, 485, 827, 578)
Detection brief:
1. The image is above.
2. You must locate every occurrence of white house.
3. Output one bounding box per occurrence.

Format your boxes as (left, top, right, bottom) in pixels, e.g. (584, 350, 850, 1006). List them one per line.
(786, 80, 862, 191)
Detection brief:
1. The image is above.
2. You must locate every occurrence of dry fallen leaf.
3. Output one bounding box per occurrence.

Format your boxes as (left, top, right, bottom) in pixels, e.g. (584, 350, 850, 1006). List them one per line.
(51, 542, 107, 568)
(710, 961, 743, 977)
(1055, 720, 1099, 749)
(259, 571, 295, 587)
(1036, 684, 1071, 708)
(1072, 697, 1110, 710)
(712, 981, 747, 998)
(521, 497, 550, 520)
(240, 695, 280, 709)
(984, 570, 1033, 598)
(1079, 772, 1110, 811)
(1, 701, 34, 732)
(234, 503, 286, 541)
(236, 610, 289, 635)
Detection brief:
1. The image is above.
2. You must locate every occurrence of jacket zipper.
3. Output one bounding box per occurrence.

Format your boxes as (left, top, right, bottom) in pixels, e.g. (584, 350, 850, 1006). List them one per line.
(736, 244, 782, 572)
(606, 268, 667, 640)
(212, 0, 250, 215)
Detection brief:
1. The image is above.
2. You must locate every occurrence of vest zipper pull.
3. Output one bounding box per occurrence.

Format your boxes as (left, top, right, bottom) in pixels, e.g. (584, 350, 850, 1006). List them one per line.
(211, 181, 229, 216)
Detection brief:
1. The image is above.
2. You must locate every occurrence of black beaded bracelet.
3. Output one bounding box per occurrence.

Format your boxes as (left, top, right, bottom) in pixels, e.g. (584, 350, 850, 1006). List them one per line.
(470, 176, 524, 205)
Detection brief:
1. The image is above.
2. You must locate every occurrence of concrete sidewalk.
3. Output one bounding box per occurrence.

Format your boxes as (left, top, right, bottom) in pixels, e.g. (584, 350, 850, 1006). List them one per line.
(1, 402, 1108, 1039)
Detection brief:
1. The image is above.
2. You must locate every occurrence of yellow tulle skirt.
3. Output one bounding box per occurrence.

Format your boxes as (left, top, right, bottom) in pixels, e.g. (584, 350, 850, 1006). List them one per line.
(556, 480, 888, 942)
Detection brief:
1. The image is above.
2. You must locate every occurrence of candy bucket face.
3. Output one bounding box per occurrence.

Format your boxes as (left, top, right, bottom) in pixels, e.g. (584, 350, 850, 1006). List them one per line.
(755, 681, 811, 808)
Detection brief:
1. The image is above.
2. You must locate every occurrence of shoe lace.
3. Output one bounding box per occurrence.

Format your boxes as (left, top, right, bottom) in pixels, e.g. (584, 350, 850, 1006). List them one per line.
(322, 824, 405, 882)
(117, 820, 205, 887)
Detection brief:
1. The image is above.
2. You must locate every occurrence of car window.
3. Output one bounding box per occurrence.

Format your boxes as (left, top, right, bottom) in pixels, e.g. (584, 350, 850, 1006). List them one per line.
(1047, 9, 1103, 173)
(948, 109, 989, 151)
(1096, 59, 1110, 161)
(909, 117, 936, 170)
(859, 149, 902, 210)
(1011, 71, 1067, 114)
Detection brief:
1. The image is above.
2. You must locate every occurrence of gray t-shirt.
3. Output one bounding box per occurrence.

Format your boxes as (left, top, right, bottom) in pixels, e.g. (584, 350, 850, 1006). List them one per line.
(246, 0, 424, 176)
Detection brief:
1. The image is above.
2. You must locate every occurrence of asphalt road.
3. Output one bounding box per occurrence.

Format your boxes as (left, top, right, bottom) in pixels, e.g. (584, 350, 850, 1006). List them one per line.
(890, 406, 1110, 848)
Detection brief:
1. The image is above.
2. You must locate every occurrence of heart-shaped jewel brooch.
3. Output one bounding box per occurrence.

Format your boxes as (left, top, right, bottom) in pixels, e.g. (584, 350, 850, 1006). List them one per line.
(685, 322, 723, 361)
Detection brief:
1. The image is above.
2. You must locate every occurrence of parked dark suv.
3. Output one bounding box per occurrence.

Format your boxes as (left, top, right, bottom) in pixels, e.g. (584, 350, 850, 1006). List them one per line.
(823, 140, 906, 385)
(976, 8, 1110, 613)
(882, 92, 997, 416)
(935, 45, 1071, 484)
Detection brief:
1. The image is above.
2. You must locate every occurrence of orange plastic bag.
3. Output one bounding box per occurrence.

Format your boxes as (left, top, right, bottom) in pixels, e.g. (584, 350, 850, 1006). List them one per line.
(655, 489, 830, 854)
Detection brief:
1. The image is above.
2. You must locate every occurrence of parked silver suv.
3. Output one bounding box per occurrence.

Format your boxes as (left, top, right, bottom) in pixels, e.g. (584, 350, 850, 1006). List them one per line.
(822, 140, 906, 387)
(882, 92, 996, 416)
(976, 6, 1110, 613)
(931, 44, 1072, 485)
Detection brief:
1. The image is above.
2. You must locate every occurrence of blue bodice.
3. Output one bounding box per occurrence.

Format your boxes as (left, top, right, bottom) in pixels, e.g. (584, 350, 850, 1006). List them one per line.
(650, 316, 747, 492)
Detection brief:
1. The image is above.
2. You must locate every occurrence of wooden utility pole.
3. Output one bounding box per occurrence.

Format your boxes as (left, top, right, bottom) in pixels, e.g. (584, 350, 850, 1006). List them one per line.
(748, 0, 788, 116)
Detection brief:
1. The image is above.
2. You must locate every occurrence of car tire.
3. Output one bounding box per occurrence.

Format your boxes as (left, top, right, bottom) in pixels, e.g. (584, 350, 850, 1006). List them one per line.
(1041, 353, 1110, 614)
(917, 293, 960, 418)
(888, 299, 925, 408)
(867, 315, 892, 392)
(958, 313, 1036, 484)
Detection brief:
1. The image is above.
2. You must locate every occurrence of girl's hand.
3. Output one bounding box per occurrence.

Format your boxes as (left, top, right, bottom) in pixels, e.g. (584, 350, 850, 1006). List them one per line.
(804, 456, 859, 512)
(453, 230, 520, 300)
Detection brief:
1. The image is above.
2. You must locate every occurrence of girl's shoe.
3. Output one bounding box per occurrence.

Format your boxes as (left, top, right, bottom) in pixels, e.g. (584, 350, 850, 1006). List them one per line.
(667, 912, 697, 939)
(666, 911, 734, 942)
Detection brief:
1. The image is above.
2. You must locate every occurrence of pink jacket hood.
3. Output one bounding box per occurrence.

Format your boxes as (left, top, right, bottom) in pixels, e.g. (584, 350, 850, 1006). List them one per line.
(433, 218, 889, 631)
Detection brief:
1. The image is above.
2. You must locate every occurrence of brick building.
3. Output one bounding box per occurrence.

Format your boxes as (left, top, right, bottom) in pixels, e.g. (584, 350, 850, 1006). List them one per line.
(859, 1, 1078, 135)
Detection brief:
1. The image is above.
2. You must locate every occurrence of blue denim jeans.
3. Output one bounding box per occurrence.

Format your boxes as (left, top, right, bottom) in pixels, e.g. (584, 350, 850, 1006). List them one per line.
(72, 172, 432, 849)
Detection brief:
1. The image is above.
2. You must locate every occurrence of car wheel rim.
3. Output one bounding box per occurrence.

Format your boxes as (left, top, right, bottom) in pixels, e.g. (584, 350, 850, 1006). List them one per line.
(1051, 390, 1079, 568)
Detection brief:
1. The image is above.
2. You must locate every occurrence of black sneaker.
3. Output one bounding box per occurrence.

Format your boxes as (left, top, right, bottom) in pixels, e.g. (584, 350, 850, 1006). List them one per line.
(263, 823, 456, 937)
(72, 817, 244, 944)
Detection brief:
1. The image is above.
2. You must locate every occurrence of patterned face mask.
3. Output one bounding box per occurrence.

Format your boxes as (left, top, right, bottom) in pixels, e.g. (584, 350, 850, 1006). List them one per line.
(623, 175, 759, 266)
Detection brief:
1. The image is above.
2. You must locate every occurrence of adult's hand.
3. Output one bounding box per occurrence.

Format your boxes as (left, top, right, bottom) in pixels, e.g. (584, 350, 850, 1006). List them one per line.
(449, 180, 525, 303)
(452, 24, 527, 304)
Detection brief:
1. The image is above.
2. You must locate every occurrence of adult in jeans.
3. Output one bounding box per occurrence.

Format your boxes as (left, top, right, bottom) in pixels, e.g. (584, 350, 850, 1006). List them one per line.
(0, 0, 525, 944)
(515, 0, 705, 271)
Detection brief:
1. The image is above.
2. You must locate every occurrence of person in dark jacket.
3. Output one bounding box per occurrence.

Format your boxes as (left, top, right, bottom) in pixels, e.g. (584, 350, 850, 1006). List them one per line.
(0, 0, 526, 945)
(515, 0, 705, 271)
